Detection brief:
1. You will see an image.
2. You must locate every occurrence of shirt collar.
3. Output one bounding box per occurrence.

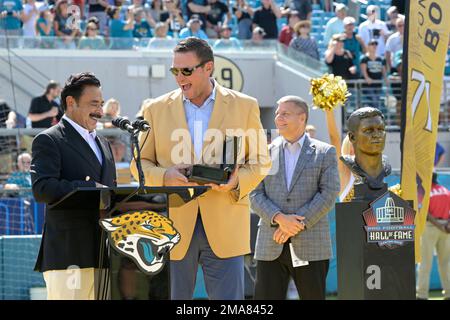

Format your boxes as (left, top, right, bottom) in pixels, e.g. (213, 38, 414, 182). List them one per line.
(183, 79, 216, 107)
(63, 114, 97, 140)
(282, 133, 306, 150)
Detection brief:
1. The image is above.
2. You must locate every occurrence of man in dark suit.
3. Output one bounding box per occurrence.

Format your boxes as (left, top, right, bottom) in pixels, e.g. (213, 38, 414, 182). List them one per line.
(31, 72, 116, 300)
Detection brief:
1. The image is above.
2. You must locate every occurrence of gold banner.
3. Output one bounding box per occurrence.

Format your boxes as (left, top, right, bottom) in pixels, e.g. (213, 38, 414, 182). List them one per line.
(401, 0, 450, 262)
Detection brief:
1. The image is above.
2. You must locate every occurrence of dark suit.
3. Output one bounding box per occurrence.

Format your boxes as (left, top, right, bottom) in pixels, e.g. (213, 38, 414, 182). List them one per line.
(31, 118, 116, 272)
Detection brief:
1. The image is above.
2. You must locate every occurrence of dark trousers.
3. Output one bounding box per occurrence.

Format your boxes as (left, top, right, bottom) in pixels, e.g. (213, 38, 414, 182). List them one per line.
(254, 242, 329, 300)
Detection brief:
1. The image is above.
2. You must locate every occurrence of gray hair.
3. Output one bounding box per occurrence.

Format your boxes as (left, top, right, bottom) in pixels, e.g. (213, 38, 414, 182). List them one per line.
(277, 95, 309, 121)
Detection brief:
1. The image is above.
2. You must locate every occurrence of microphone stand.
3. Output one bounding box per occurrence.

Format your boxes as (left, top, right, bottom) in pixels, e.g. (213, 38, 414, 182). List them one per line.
(96, 127, 147, 300)
(131, 130, 146, 188)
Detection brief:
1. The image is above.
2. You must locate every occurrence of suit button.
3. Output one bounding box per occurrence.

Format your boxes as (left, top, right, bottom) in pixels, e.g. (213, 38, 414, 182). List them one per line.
(286, 198, 291, 202)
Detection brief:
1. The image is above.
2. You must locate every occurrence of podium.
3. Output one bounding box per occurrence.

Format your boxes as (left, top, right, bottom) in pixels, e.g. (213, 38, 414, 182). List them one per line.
(335, 184, 416, 300)
(49, 185, 209, 300)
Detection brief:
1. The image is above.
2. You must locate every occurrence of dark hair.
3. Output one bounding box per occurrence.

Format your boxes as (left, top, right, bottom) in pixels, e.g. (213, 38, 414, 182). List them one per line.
(60, 72, 101, 111)
(45, 80, 60, 95)
(106, 6, 119, 19)
(87, 16, 100, 28)
(173, 37, 214, 65)
(347, 107, 385, 133)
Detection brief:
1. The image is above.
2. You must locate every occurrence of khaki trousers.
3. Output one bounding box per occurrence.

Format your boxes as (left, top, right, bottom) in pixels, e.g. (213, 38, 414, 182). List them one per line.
(43, 268, 110, 300)
(417, 221, 450, 299)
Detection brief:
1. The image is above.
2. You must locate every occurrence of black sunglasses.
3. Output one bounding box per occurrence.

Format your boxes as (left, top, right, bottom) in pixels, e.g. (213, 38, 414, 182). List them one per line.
(170, 62, 206, 76)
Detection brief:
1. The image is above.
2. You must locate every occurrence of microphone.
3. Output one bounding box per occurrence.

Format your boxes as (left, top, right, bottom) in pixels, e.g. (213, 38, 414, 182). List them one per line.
(132, 119, 151, 132)
(112, 117, 134, 134)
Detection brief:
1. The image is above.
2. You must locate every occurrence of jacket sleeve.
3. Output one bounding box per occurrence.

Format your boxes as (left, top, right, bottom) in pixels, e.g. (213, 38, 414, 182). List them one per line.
(230, 100, 272, 202)
(295, 146, 340, 229)
(31, 133, 95, 204)
(249, 179, 281, 226)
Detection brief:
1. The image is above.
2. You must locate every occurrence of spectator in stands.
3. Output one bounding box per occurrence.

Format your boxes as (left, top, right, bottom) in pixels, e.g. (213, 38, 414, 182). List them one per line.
(325, 34, 356, 80)
(161, 0, 185, 37)
(186, 0, 209, 28)
(253, 0, 282, 40)
(0, 99, 15, 174)
(323, 3, 347, 47)
(4, 152, 32, 198)
(213, 24, 242, 50)
(357, 5, 389, 57)
(148, 0, 164, 23)
(385, 6, 399, 33)
(232, 0, 253, 40)
(385, 16, 404, 74)
(205, 0, 230, 39)
(0, 0, 23, 48)
(360, 39, 389, 110)
(36, 6, 55, 49)
(78, 21, 107, 49)
(345, 0, 360, 21)
(22, 0, 40, 38)
(278, 10, 300, 47)
(87, 0, 110, 35)
(282, 0, 311, 20)
(132, 7, 153, 39)
(54, 0, 80, 49)
(289, 20, 319, 60)
(100, 98, 120, 128)
(147, 22, 174, 48)
(179, 14, 208, 39)
(251, 26, 266, 46)
(416, 172, 450, 300)
(72, 0, 85, 19)
(305, 124, 316, 138)
(28, 81, 63, 128)
(342, 16, 366, 76)
(435, 142, 446, 167)
(108, 6, 135, 49)
(388, 49, 403, 125)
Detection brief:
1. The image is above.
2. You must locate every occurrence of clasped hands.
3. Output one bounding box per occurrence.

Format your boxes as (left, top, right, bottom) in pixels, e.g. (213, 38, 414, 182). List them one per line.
(272, 212, 306, 245)
(163, 164, 239, 192)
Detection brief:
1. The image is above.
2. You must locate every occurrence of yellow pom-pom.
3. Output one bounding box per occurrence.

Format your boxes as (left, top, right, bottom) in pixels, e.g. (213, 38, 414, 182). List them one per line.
(389, 184, 403, 197)
(309, 73, 351, 111)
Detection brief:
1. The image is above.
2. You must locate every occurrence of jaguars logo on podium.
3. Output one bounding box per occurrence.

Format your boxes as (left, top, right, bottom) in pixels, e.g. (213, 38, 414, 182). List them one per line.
(100, 210, 180, 275)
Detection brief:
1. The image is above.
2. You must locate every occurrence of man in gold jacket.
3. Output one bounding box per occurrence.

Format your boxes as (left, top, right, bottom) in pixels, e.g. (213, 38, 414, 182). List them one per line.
(131, 37, 270, 299)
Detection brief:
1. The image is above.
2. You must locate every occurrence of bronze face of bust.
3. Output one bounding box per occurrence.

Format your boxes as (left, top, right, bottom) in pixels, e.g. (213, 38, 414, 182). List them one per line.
(341, 107, 391, 189)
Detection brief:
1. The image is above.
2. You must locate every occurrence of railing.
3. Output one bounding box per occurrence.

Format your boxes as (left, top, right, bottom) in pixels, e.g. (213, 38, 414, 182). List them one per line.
(0, 36, 279, 52)
(342, 78, 450, 131)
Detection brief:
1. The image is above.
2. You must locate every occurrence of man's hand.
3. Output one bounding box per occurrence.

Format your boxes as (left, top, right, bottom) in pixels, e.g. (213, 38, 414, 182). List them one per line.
(273, 213, 305, 237)
(163, 164, 199, 187)
(273, 227, 291, 244)
(48, 106, 59, 118)
(205, 166, 239, 192)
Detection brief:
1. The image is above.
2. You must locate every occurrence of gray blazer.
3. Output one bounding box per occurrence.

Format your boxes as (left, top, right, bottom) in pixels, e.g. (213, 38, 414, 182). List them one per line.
(250, 134, 340, 262)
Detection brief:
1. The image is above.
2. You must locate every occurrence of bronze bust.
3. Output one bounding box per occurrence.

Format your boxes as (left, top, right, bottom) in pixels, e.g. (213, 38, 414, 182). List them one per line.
(341, 107, 391, 190)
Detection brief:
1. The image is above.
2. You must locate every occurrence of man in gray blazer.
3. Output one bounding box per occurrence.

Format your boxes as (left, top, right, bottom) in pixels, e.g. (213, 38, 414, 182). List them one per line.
(250, 95, 339, 300)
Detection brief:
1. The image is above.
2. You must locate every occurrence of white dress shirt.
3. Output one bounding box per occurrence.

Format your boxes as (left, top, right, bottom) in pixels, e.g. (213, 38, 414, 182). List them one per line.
(282, 134, 306, 190)
(183, 81, 216, 161)
(62, 115, 103, 164)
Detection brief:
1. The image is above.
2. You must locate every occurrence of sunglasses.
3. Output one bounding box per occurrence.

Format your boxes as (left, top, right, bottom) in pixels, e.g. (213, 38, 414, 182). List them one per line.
(170, 61, 206, 76)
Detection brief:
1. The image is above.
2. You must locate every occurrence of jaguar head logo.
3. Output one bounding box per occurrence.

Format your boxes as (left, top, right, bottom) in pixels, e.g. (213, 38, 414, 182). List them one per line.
(100, 210, 180, 275)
